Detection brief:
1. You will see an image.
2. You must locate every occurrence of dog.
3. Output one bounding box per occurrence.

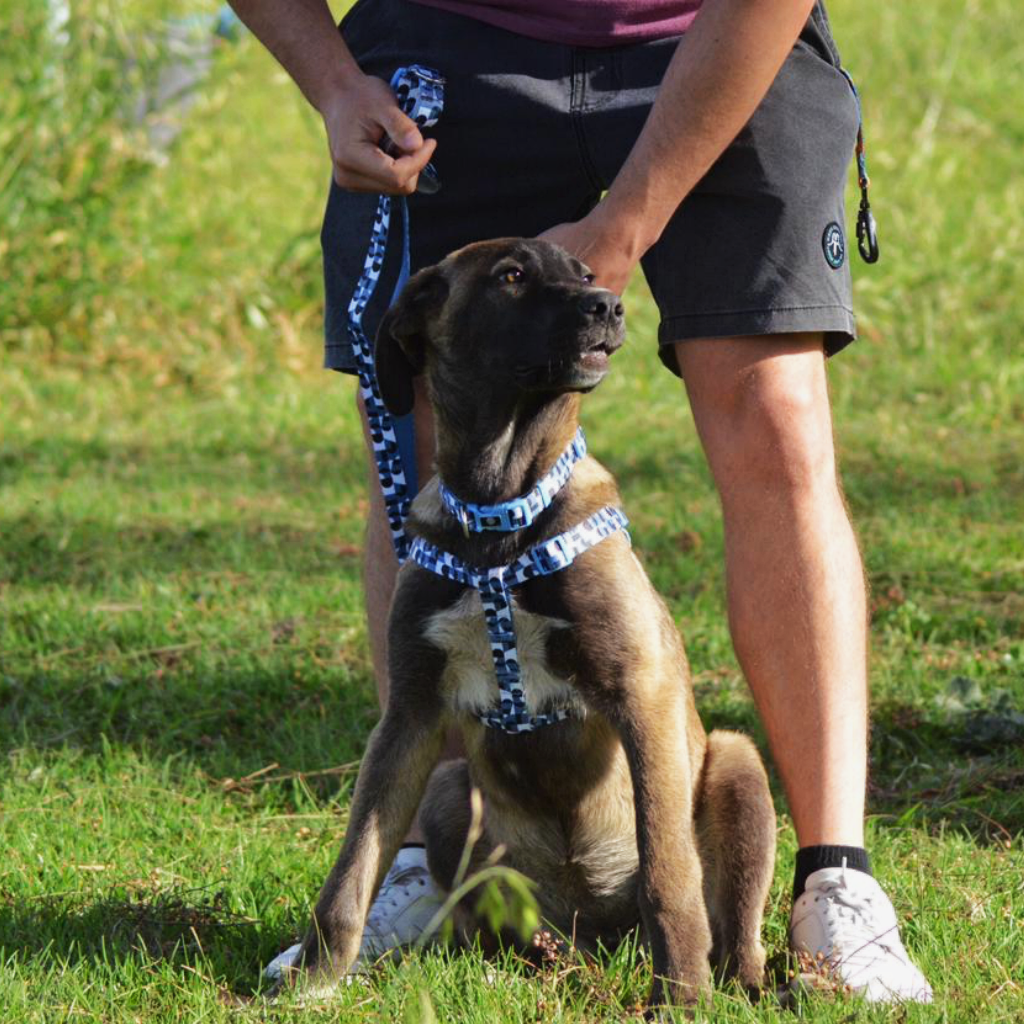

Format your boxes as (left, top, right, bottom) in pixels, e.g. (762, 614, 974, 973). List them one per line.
(294, 238, 776, 1010)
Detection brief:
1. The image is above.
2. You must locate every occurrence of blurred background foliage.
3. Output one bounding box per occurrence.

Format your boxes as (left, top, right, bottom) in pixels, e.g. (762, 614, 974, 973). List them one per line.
(0, 0, 327, 387)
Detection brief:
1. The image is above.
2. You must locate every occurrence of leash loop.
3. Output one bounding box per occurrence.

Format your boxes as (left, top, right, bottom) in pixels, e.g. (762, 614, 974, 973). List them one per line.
(348, 64, 444, 563)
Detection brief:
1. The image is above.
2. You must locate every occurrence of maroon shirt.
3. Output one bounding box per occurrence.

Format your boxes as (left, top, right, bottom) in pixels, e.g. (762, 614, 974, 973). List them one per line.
(409, 0, 703, 47)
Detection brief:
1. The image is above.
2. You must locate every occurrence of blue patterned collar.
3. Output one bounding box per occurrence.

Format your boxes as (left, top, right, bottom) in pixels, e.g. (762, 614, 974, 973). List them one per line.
(438, 428, 587, 536)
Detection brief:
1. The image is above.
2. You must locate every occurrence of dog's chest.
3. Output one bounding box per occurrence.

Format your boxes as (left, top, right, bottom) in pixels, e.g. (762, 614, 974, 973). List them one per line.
(423, 591, 582, 718)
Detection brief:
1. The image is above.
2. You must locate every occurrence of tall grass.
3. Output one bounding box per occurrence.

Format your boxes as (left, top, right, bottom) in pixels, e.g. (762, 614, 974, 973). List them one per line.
(0, 0, 325, 387)
(1, 2, 167, 352)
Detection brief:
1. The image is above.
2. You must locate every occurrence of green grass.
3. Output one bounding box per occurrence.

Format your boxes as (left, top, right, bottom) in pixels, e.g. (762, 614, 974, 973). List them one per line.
(1, 0, 1022, 1020)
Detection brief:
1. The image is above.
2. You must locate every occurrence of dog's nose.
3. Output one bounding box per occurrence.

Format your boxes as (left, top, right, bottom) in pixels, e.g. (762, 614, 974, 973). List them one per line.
(579, 290, 624, 322)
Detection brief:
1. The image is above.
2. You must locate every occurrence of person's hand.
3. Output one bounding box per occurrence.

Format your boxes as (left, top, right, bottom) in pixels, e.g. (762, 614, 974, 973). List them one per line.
(538, 205, 648, 297)
(320, 72, 437, 194)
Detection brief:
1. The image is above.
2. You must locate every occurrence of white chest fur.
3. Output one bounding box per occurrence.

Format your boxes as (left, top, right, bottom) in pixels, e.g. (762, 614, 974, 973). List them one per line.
(423, 591, 584, 719)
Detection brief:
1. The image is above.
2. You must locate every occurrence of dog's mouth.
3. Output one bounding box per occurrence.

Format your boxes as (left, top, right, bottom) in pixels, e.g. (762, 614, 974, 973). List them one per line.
(577, 334, 622, 373)
(513, 326, 625, 390)
(565, 328, 626, 385)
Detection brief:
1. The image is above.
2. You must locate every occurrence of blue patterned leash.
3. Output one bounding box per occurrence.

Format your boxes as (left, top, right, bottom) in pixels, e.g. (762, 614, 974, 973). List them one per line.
(410, 505, 629, 734)
(349, 64, 444, 563)
(839, 68, 879, 264)
(350, 68, 625, 734)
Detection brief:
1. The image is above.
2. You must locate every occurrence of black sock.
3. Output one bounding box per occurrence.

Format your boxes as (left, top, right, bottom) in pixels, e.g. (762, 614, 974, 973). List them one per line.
(793, 845, 872, 902)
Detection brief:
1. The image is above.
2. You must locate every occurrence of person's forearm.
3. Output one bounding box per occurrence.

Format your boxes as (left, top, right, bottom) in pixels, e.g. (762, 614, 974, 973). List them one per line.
(229, 4, 433, 204)
(602, 0, 817, 257)
(228, 0, 359, 113)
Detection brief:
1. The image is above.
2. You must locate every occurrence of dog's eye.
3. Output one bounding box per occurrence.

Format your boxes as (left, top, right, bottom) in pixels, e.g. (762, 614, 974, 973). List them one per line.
(499, 267, 524, 285)
(582, 273, 596, 284)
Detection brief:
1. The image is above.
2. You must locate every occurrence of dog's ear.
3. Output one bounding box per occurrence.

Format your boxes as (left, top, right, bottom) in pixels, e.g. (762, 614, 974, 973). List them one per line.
(374, 267, 449, 416)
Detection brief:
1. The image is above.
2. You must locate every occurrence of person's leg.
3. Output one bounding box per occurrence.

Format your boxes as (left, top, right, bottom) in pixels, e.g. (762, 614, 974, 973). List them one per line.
(673, 332, 866, 849)
(675, 333, 932, 1002)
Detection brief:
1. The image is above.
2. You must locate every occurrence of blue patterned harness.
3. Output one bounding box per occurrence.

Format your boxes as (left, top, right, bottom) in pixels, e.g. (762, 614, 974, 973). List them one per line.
(352, 67, 629, 733)
(411, 436, 629, 735)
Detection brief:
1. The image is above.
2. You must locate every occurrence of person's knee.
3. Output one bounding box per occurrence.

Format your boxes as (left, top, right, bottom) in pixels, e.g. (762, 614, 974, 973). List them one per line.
(682, 338, 838, 502)
(725, 385, 836, 502)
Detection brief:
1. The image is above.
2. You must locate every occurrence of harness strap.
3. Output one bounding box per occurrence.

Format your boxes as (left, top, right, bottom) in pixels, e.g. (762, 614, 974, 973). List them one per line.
(410, 505, 629, 734)
(349, 65, 444, 563)
(439, 428, 587, 535)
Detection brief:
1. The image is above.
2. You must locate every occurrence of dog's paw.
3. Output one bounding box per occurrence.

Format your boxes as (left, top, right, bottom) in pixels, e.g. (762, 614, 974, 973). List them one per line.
(262, 943, 369, 1001)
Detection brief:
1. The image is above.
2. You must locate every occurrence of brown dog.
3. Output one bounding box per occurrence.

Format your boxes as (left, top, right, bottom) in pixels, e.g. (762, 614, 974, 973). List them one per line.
(296, 239, 776, 1010)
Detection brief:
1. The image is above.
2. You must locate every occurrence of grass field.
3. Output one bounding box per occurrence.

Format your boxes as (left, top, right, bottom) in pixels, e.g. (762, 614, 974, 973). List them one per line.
(1, 0, 1022, 1020)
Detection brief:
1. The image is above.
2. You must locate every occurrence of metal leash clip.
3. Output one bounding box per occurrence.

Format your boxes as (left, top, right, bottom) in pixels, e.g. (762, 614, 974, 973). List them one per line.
(840, 68, 880, 265)
(857, 193, 879, 264)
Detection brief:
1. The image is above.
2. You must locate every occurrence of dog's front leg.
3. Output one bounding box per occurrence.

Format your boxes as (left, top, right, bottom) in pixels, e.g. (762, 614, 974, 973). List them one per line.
(297, 700, 445, 984)
(614, 691, 713, 1010)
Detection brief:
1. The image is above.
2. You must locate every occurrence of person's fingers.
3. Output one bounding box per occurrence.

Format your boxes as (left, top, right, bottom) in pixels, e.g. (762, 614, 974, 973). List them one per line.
(388, 138, 436, 183)
(334, 138, 437, 194)
(378, 104, 424, 154)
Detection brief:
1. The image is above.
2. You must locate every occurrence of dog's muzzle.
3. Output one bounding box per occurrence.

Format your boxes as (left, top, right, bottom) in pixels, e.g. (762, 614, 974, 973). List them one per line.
(515, 287, 625, 390)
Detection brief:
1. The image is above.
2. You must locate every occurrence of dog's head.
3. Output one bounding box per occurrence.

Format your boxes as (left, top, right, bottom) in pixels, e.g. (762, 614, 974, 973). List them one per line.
(375, 238, 625, 416)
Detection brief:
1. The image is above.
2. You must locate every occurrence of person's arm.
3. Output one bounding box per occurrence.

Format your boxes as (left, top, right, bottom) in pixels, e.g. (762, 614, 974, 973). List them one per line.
(542, 0, 817, 293)
(228, 0, 435, 193)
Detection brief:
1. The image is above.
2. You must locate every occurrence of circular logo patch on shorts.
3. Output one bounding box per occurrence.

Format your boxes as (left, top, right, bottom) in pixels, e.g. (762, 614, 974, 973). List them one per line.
(822, 222, 845, 269)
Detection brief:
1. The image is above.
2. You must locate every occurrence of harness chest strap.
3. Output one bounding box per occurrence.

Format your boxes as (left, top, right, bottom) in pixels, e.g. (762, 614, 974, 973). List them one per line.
(409, 505, 629, 734)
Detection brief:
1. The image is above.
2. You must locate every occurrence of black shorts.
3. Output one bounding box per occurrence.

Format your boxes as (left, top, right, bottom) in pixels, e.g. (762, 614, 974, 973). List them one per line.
(322, 0, 860, 377)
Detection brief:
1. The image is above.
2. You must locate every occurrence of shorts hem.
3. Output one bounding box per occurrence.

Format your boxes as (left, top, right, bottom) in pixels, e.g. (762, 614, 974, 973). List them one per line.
(324, 343, 358, 374)
(657, 305, 856, 376)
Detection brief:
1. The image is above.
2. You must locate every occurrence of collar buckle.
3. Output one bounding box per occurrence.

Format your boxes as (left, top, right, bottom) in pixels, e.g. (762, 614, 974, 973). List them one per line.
(477, 496, 532, 532)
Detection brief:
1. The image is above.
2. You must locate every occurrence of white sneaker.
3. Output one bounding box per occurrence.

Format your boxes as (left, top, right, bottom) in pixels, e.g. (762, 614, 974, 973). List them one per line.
(264, 942, 303, 983)
(359, 845, 444, 960)
(790, 861, 933, 1004)
(264, 846, 444, 983)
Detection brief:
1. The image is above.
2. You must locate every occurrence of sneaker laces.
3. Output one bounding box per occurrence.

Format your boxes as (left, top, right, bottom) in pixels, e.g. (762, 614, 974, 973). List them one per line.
(812, 860, 904, 971)
(365, 859, 431, 933)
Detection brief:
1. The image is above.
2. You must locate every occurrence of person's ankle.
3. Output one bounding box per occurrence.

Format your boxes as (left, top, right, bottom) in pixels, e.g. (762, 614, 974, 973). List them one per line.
(792, 844, 871, 902)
